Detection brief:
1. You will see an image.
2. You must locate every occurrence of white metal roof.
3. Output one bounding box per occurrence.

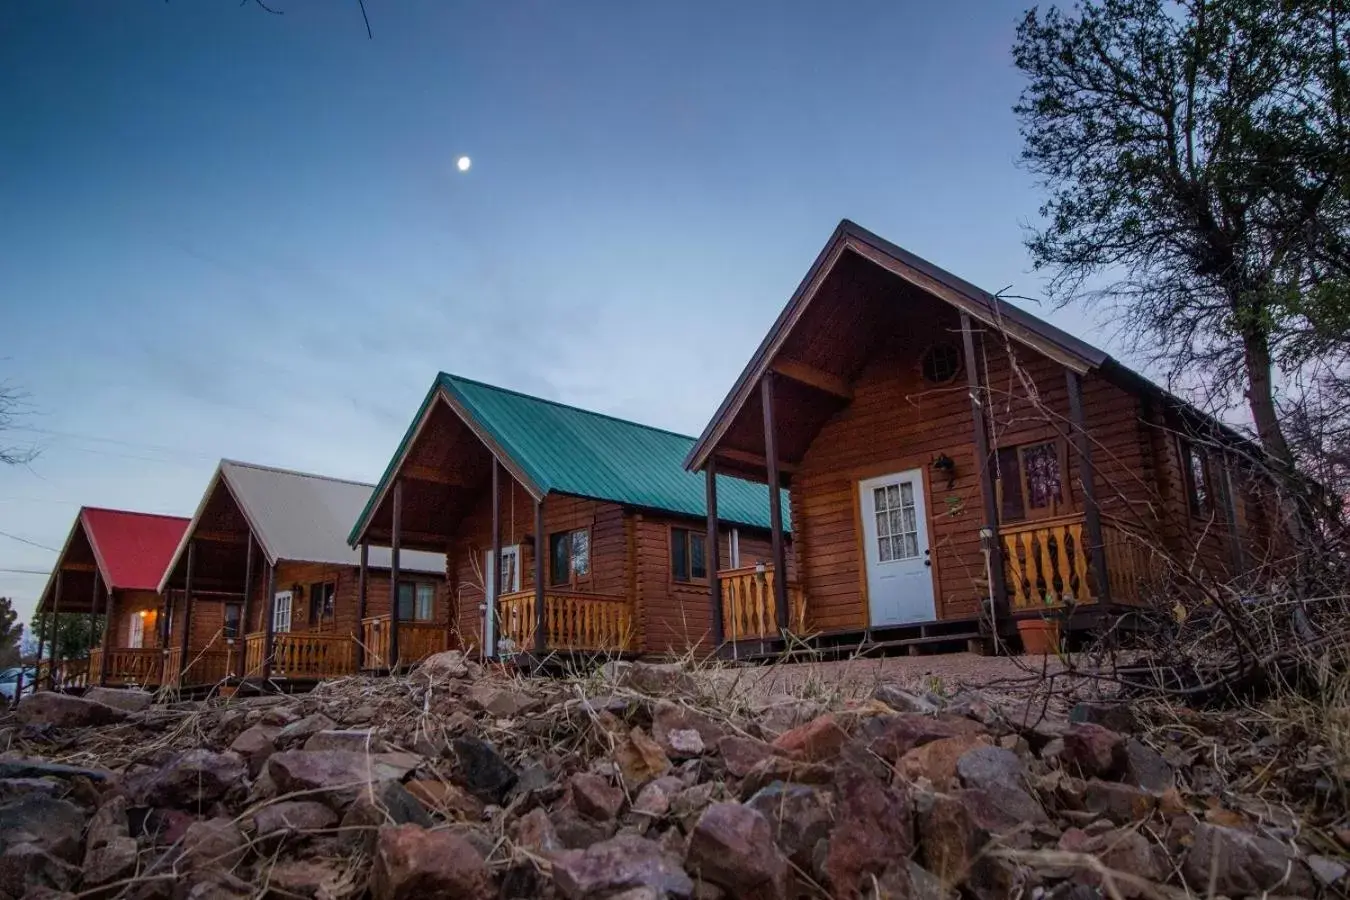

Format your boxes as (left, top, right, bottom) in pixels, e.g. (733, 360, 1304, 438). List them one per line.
(158, 460, 444, 592)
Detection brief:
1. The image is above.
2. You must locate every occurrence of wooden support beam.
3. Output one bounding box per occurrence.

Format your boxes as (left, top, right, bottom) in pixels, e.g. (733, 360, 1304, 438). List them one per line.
(192, 529, 248, 544)
(239, 537, 255, 673)
(356, 541, 368, 670)
(771, 358, 853, 399)
(179, 540, 195, 668)
(46, 571, 62, 690)
(402, 464, 471, 487)
(1065, 369, 1109, 603)
(389, 479, 403, 670)
(489, 461, 502, 660)
(262, 561, 277, 684)
(96, 572, 110, 686)
(961, 313, 1009, 629)
(761, 374, 790, 633)
(706, 458, 723, 646)
(533, 496, 546, 655)
(57, 562, 97, 574)
(714, 448, 799, 477)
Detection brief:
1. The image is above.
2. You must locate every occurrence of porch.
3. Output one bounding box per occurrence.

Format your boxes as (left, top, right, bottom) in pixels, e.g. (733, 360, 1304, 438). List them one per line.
(88, 647, 163, 688)
(243, 631, 356, 681)
(359, 615, 448, 669)
(496, 588, 634, 653)
(718, 565, 806, 641)
(1001, 514, 1155, 612)
(163, 642, 240, 689)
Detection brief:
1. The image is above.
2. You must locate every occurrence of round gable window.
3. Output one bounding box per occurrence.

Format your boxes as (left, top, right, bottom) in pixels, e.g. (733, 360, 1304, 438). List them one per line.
(921, 343, 962, 384)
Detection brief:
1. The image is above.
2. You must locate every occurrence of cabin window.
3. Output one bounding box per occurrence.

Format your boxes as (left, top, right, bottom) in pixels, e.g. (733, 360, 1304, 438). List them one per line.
(128, 613, 144, 649)
(920, 343, 962, 384)
(1179, 438, 1218, 518)
(307, 582, 336, 627)
(550, 529, 591, 586)
(273, 591, 293, 633)
(996, 441, 1069, 521)
(398, 582, 436, 621)
(223, 603, 242, 639)
(671, 528, 708, 582)
(873, 482, 921, 561)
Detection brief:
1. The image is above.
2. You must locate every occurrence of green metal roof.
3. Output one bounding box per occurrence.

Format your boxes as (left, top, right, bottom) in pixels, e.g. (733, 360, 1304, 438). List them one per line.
(349, 373, 789, 545)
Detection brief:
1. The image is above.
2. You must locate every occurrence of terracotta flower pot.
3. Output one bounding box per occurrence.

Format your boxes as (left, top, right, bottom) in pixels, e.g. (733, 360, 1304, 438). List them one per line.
(1017, 618, 1062, 655)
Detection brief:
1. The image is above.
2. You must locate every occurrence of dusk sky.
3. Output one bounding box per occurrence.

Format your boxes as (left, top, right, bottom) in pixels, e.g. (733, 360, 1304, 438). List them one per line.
(0, 0, 1136, 625)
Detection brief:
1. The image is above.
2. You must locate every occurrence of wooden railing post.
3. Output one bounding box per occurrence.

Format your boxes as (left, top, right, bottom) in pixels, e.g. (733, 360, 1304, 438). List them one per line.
(1065, 369, 1109, 603)
(96, 573, 111, 686)
(961, 312, 1009, 628)
(533, 496, 546, 655)
(489, 461, 501, 660)
(761, 373, 790, 634)
(179, 540, 195, 682)
(706, 458, 723, 647)
(262, 561, 277, 683)
(390, 479, 403, 669)
(47, 571, 63, 691)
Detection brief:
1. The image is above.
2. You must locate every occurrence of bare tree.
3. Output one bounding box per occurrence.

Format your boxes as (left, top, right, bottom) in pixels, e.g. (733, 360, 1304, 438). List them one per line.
(0, 380, 37, 466)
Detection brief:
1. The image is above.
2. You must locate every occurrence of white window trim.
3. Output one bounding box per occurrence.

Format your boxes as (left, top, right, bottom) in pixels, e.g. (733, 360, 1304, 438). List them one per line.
(273, 591, 293, 633)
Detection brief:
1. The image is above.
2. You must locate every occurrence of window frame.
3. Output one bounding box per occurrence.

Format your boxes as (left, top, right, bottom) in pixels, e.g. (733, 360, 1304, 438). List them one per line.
(397, 580, 438, 622)
(223, 602, 243, 640)
(273, 591, 293, 634)
(307, 581, 336, 628)
(548, 528, 592, 588)
(1178, 437, 1215, 519)
(995, 438, 1074, 523)
(670, 526, 709, 584)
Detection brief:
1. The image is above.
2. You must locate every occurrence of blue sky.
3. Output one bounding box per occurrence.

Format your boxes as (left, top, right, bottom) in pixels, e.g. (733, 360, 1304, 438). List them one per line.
(0, 0, 1132, 625)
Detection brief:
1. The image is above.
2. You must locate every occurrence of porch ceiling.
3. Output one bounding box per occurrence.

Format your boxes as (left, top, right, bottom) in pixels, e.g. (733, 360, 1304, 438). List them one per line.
(161, 476, 253, 593)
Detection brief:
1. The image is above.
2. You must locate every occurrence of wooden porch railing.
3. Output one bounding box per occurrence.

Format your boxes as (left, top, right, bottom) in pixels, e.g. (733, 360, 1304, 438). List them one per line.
(359, 616, 448, 669)
(89, 648, 163, 687)
(1002, 514, 1154, 610)
(497, 589, 633, 652)
(719, 565, 807, 641)
(163, 647, 183, 687)
(244, 632, 356, 680)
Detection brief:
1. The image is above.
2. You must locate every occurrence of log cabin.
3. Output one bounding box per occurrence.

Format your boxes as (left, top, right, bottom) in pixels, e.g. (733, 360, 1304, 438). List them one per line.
(347, 373, 790, 660)
(685, 220, 1284, 653)
(156, 460, 445, 688)
(33, 508, 189, 689)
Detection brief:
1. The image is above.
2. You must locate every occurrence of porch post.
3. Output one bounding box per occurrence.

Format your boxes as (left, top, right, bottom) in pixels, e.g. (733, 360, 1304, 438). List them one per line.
(86, 572, 98, 663)
(533, 495, 546, 654)
(961, 313, 1009, 625)
(389, 478, 403, 670)
(97, 573, 111, 686)
(489, 461, 502, 659)
(356, 540, 368, 670)
(238, 537, 254, 677)
(1065, 369, 1110, 603)
(706, 458, 723, 646)
(179, 539, 195, 681)
(46, 571, 62, 690)
(761, 373, 790, 632)
(262, 561, 277, 683)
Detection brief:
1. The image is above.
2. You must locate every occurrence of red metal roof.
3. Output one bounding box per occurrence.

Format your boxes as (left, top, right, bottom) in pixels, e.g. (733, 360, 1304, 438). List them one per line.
(81, 507, 190, 591)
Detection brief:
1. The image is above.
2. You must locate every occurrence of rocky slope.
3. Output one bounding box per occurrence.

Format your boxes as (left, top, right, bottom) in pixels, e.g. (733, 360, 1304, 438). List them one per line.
(0, 654, 1345, 899)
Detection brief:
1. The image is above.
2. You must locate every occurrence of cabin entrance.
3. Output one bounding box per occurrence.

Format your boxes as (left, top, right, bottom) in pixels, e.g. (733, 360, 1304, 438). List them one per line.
(858, 469, 935, 626)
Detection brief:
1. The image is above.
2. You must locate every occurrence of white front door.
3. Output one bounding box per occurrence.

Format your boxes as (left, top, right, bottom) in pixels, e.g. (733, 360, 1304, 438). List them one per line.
(859, 470, 935, 626)
(483, 545, 520, 656)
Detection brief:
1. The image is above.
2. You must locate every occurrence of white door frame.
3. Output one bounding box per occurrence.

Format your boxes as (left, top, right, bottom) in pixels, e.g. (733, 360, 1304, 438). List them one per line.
(858, 469, 936, 627)
(273, 590, 293, 633)
(483, 545, 521, 657)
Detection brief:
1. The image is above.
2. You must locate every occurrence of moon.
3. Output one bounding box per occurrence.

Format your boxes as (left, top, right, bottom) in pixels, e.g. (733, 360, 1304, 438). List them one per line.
(456, 156, 472, 172)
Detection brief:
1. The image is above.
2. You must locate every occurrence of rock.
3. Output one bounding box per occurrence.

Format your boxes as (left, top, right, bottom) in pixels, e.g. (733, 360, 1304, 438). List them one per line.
(261, 705, 301, 727)
(716, 736, 773, 778)
(265, 859, 343, 899)
(0, 779, 63, 804)
(745, 782, 834, 868)
(601, 661, 697, 696)
(1121, 739, 1173, 792)
(341, 780, 434, 848)
(1083, 780, 1157, 824)
(687, 803, 788, 900)
(1069, 702, 1138, 734)
(0, 758, 111, 782)
(14, 694, 126, 728)
(83, 687, 155, 712)
(862, 713, 986, 764)
(513, 807, 562, 856)
(467, 683, 539, 718)
(420, 650, 471, 678)
(252, 800, 338, 841)
(873, 684, 942, 715)
(613, 728, 671, 791)
(651, 701, 725, 756)
(266, 749, 418, 807)
(825, 758, 913, 897)
(181, 818, 247, 871)
(128, 749, 247, 810)
(1182, 823, 1316, 897)
(0, 844, 79, 898)
(1309, 854, 1349, 888)
(0, 797, 86, 862)
(631, 777, 680, 819)
(955, 745, 1024, 792)
(1061, 723, 1126, 779)
(302, 728, 386, 753)
(82, 835, 138, 886)
(897, 733, 993, 789)
(450, 737, 518, 803)
(405, 779, 484, 820)
(664, 730, 705, 759)
(179, 871, 254, 900)
(371, 824, 491, 900)
(770, 713, 848, 763)
(919, 791, 1019, 900)
(551, 833, 694, 899)
(275, 713, 337, 749)
(552, 807, 616, 850)
(738, 756, 835, 800)
(1078, 828, 1163, 897)
(571, 773, 624, 821)
(229, 724, 281, 776)
(669, 782, 716, 833)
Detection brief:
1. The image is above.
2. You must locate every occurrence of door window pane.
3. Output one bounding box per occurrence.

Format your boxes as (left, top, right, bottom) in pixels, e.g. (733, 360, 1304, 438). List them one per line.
(572, 529, 590, 576)
(1022, 442, 1063, 510)
(550, 533, 570, 586)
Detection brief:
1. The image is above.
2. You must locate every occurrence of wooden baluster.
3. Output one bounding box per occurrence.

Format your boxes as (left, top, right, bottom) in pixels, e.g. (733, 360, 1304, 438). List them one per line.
(1003, 536, 1023, 608)
(1035, 529, 1058, 603)
(1053, 524, 1075, 601)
